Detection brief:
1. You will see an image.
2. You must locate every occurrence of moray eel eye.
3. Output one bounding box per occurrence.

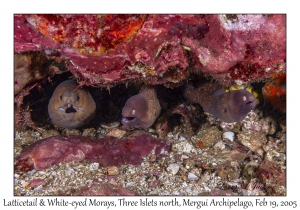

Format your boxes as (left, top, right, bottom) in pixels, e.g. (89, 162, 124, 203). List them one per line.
(132, 109, 136, 115)
(243, 96, 246, 101)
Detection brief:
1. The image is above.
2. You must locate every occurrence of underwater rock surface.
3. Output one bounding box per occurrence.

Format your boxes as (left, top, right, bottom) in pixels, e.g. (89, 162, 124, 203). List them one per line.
(14, 14, 285, 87)
(15, 134, 171, 171)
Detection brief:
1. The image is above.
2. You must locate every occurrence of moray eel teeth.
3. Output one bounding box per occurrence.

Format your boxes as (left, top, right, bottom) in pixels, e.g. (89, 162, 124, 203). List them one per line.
(48, 79, 96, 129)
(58, 104, 83, 113)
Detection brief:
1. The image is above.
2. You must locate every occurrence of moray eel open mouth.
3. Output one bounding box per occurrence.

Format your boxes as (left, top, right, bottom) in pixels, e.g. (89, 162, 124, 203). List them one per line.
(121, 116, 137, 124)
(58, 104, 83, 114)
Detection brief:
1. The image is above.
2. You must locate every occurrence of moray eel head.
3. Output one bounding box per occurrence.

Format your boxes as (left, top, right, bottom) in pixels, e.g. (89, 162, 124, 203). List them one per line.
(58, 90, 83, 114)
(48, 80, 96, 129)
(228, 89, 257, 121)
(121, 94, 148, 128)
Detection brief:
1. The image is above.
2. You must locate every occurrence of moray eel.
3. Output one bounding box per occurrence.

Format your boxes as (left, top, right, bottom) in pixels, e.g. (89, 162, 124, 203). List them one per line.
(183, 82, 256, 123)
(121, 85, 161, 129)
(48, 79, 96, 129)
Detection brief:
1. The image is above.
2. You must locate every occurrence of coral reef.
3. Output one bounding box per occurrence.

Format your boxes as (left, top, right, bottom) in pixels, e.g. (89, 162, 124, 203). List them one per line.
(25, 14, 147, 56)
(13, 14, 286, 196)
(14, 15, 58, 53)
(14, 14, 286, 87)
(183, 15, 286, 85)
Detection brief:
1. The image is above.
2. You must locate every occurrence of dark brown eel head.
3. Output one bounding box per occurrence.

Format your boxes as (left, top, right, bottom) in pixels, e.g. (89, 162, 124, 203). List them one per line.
(48, 80, 96, 129)
(227, 89, 257, 122)
(121, 94, 149, 128)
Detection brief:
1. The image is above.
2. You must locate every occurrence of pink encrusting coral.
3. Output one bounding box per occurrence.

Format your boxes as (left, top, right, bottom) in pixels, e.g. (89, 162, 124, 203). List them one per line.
(61, 15, 206, 86)
(183, 14, 286, 85)
(24, 14, 147, 55)
(212, 14, 286, 84)
(14, 14, 285, 87)
(15, 134, 171, 171)
(14, 15, 58, 53)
